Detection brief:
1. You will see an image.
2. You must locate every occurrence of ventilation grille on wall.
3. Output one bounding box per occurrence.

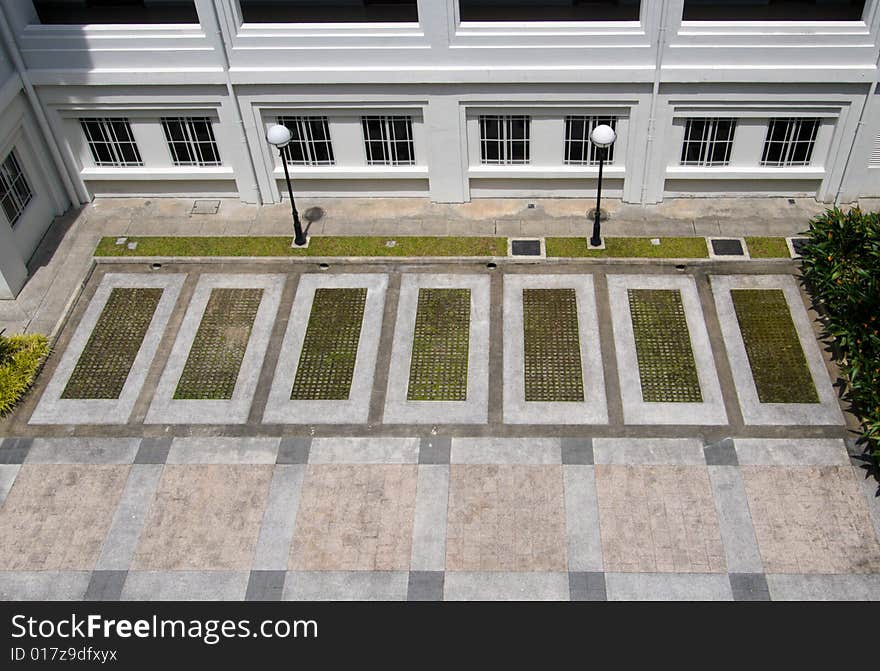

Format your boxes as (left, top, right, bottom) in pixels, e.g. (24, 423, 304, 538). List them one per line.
(871, 132, 880, 166)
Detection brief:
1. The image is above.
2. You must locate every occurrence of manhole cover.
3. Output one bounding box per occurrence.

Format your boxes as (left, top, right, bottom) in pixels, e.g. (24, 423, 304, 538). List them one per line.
(191, 199, 220, 215)
(711, 239, 745, 256)
(511, 239, 542, 256)
(791, 238, 809, 256)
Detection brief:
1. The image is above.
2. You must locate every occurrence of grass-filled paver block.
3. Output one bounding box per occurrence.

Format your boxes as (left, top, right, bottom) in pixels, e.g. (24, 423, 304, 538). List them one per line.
(730, 289, 819, 404)
(628, 289, 703, 403)
(62, 288, 163, 399)
(523, 288, 585, 402)
(407, 289, 470, 401)
(173, 288, 263, 400)
(745, 237, 790, 259)
(290, 288, 367, 400)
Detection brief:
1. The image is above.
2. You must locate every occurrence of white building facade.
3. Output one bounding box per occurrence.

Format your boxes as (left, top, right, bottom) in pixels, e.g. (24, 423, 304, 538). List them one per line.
(1, 0, 879, 296)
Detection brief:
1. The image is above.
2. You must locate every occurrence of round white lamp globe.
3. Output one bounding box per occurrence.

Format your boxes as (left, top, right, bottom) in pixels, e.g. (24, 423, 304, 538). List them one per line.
(590, 124, 617, 149)
(266, 124, 293, 147)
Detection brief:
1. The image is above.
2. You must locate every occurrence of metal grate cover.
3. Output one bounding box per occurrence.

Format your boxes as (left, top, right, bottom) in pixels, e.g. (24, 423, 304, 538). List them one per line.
(711, 239, 745, 256)
(407, 288, 471, 401)
(174, 288, 263, 400)
(290, 288, 367, 400)
(62, 287, 163, 399)
(628, 289, 703, 403)
(523, 288, 585, 401)
(731, 289, 818, 403)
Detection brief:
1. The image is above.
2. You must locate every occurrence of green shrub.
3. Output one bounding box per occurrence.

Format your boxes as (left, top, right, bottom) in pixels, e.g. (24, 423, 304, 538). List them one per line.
(800, 207, 880, 464)
(0, 331, 50, 416)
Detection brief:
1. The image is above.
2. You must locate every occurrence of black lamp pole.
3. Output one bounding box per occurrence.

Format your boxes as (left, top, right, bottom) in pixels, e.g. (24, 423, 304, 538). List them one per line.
(590, 146, 605, 248)
(278, 144, 307, 247)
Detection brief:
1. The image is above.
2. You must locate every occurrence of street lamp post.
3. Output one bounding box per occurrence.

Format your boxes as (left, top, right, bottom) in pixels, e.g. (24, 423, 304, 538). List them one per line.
(266, 123, 308, 247)
(588, 123, 617, 248)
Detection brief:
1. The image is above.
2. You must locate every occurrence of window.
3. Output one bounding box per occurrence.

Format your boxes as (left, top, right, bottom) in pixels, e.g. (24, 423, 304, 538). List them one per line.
(761, 118, 820, 167)
(80, 118, 143, 167)
(161, 117, 221, 167)
(0, 151, 33, 227)
(680, 118, 736, 167)
(459, 1, 640, 21)
(480, 116, 530, 165)
(361, 116, 415, 166)
(33, 1, 198, 25)
(682, 1, 864, 21)
(277, 117, 335, 166)
(239, 1, 418, 23)
(565, 116, 618, 165)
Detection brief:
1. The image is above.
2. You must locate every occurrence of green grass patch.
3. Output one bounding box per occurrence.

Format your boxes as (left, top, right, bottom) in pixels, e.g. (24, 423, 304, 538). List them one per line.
(95, 236, 506, 258)
(62, 287, 163, 399)
(174, 288, 262, 400)
(628, 289, 703, 403)
(0, 332, 50, 416)
(731, 289, 819, 404)
(745, 236, 791, 259)
(523, 288, 584, 402)
(546, 237, 709, 259)
(407, 288, 470, 401)
(290, 288, 367, 400)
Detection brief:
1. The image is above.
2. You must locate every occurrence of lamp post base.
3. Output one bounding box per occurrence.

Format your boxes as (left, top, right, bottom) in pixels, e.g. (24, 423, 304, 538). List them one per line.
(587, 237, 606, 250)
(291, 236, 311, 249)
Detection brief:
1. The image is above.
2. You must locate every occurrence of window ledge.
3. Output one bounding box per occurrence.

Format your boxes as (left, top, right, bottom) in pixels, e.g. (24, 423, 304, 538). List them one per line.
(469, 165, 625, 179)
(81, 167, 233, 180)
(273, 166, 427, 179)
(665, 166, 825, 180)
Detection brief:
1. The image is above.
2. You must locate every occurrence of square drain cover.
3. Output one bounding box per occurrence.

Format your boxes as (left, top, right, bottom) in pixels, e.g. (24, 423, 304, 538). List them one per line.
(511, 239, 542, 256)
(791, 237, 809, 257)
(710, 239, 745, 256)
(192, 199, 220, 215)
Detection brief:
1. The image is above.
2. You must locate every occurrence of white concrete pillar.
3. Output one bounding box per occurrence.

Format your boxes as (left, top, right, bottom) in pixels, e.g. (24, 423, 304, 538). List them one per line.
(425, 93, 468, 203)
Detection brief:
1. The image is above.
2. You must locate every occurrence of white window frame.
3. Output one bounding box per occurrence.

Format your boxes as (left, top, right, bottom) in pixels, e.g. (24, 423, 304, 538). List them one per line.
(564, 115, 618, 165)
(680, 117, 737, 167)
(0, 149, 33, 227)
(160, 117, 222, 167)
(479, 115, 531, 165)
(277, 116, 335, 166)
(80, 118, 143, 167)
(761, 118, 821, 167)
(361, 115, 416, 166)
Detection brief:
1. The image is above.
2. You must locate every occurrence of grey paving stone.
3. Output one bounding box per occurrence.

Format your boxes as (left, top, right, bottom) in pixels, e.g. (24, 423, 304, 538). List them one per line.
(561, 438, 594, 465)
(0, 465, 19, 506)
(0, 438, 32, 464)
(704, 438, 738, 466)
(122, 571, 249, 601)
(284, 571, 409, 601)
(166, 437, 280, 464)
(766, 574, 880, 601)
(605, 573, 733, 601)
(84, 570, 128, 601)
(309, 437, 418, 464)
(708, 466, 764, 574)
(593, 438, 706, 465)
(451, 437, 561, 464)
(734, 438, 849, 466)
(564, 466, 603, 572)
(569, 572, 607, 601)
(0, 571, 91, 600)
(245, 570, 286, 601)
(26, 438, 140, 464)
(443, 572, 569, 601)
(419, 437, 451, 464)
(729, 573, 771, 601)
(134, 437, 171, 464)
(277, 437, 311, 464)
(411, 465, 449, 571)
(408, 571, 445, 601)
(252, 465, 305, 570)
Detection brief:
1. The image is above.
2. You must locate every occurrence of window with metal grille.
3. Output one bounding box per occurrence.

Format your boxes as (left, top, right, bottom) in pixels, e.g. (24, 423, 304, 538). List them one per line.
(33, 1, 198, 24)
(479, 115, 530, 165)
(565, 116, 618, 165)
(0, 150, 33, 227)
(680, 118, 737, 166)
(161, 117, 221, 166)
(277, 116, 335, 166)
(80, 118, 143, 167)
(761, 118, 820, 167)
(361, 116, 415, 166)
(682, 1, 864, 21)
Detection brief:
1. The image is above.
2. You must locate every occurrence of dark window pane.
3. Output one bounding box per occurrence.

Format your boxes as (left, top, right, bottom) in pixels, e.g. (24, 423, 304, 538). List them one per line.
(683, 1, 864, 21)
(165, 122, 186, 142)
(483, 141, 500, 163)
(683, 142, 703, 164)
(510, 141, 527, 162)
(34, 1, 198, 24)
(93, 143, 115, 165)
(510, 118, 527, 140)
(2, 196, 17, 223)
(240, 1, 418, 23)
(193, 121, 213, 142)
(460, 0, 640, 21)
(763, 141, 784, 165)
(313, 143, 331, 163)
(118, 143, 141, 165)
(790, 141, 813, 164)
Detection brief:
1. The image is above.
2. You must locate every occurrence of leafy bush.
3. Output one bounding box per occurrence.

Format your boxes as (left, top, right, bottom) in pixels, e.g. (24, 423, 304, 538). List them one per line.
(0, 331, 50, 417)
(799, 207, 880, 464)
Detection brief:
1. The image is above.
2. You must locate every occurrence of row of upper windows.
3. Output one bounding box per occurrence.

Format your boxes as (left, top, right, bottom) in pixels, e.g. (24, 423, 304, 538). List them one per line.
(79, 114, 822, 170)
(31, 1, 868, 25)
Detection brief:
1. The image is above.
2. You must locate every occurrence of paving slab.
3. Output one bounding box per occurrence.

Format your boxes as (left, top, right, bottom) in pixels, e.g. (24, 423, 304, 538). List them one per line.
(121, 571, 249, 601)
(283, 571, 409, 601)
(605, 573, 733, 601)
(765, 574, 880, 601)
(443, 572, 569, 601)
(0, 571, 92, 600)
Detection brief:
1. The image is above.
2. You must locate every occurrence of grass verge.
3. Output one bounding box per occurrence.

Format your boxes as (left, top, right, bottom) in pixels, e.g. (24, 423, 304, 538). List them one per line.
(546, 237, 709, 258)
(0, 333, 50, 416)
(745, 236, 791, 259)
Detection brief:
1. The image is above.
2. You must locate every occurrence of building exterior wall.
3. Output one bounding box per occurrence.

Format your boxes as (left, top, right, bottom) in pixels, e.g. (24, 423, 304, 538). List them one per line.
(0, 0, 878, 222)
